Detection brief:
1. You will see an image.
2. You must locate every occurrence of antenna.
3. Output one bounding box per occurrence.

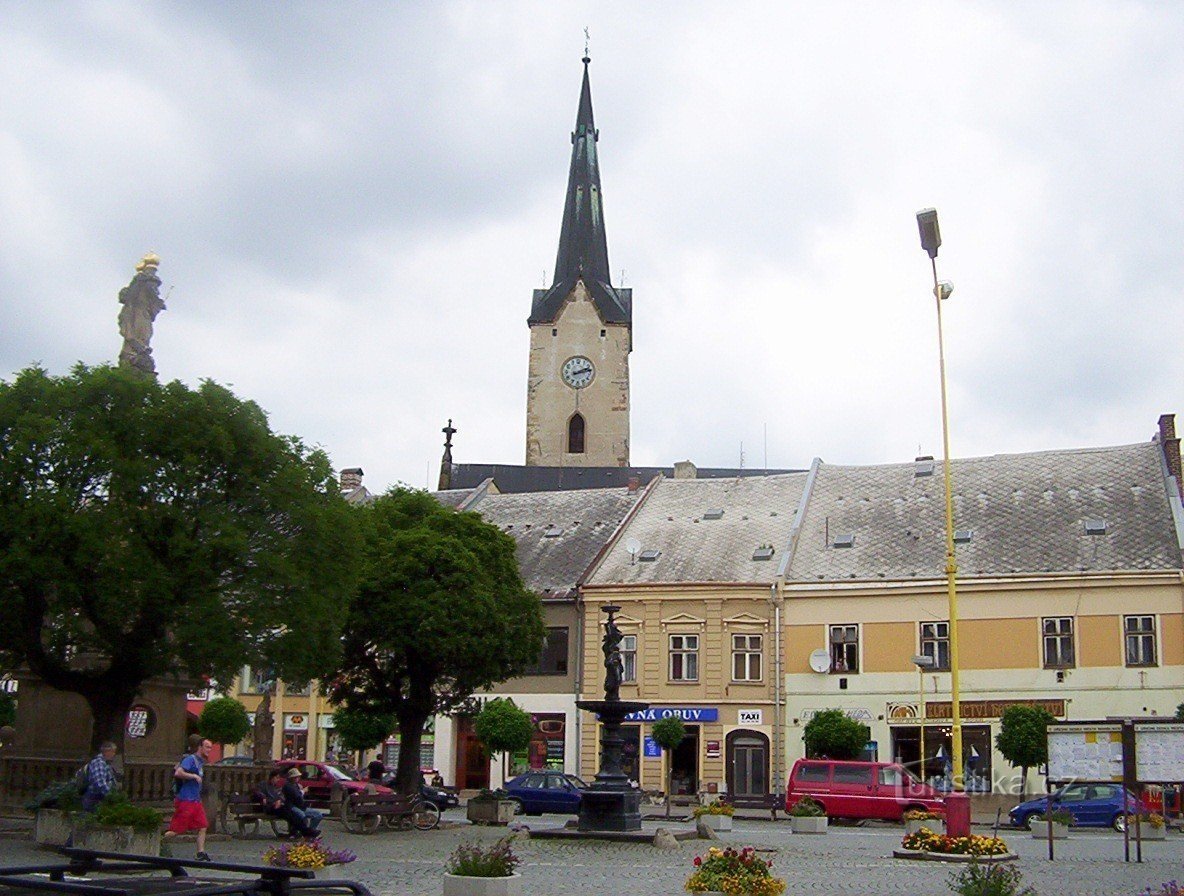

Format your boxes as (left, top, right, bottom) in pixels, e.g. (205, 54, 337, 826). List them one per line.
(625, 536, 641, 565)
(764, 423, 768, 470)
(739, 441, 745, 471)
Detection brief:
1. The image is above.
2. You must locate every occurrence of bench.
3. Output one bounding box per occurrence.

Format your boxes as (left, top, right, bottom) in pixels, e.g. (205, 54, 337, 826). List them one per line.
(339, 791, 439, 834)
(225, 793, 287, 838)
(726, 794, 782, 821)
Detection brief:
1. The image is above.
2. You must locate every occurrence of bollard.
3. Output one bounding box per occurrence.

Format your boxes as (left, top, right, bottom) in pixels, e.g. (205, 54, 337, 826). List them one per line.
(945, 791, 971, 837)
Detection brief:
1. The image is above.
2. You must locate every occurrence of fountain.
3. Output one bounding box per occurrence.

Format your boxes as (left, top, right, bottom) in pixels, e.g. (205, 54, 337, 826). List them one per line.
(574, 604, 650, 831)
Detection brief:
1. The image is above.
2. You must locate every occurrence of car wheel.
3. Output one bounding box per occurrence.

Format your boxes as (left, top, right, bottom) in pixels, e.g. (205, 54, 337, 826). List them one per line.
(1113, 813, 1126, 833)
(510, 799, 525, 815)
(1021, 811, 1043, 830)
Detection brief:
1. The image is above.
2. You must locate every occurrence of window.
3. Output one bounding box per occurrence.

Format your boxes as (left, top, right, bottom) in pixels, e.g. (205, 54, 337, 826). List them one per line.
(832, 765, 873, 785)
(795, 763, 830, 782)
(526, 627, 569, 675)
(621, 634, 637, 682)
(242, 666, 276, 694)
(829, 624, 859, 673)
(1125, 615, 1157, 667)
(1042, 617, 1075, 668)
(567, 414, 585, 454)
(732, 634, 763, 681)
(669, 634, 699, 681)
(920, 621, 950, 671)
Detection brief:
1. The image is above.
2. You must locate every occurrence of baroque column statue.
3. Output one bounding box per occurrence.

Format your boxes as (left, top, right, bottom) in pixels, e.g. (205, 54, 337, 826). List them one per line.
(118, 253, 166, 376)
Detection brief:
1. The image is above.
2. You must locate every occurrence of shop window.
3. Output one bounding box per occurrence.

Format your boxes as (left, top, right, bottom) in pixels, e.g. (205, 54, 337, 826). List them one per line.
(669, 634, 699, 681)
(1125, 615, 1157, 667)
(526, 627, 569, 675)
(919, 621, 950, 671)
(621, 634, 637, 682)
(732, 634, 763, 681)
(829, 624, 858, 673)
(1042, 617, 1075, 668)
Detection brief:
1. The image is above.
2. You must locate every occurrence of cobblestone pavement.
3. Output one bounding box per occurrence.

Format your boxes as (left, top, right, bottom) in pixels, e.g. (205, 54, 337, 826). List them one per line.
(1, 813, 1178, 896)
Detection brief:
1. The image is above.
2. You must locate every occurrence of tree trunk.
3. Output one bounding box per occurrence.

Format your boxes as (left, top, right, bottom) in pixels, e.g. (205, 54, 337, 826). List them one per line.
(665, 758, 672, 820)
(1020, 765, 1029, 800)
(393, 713, 428, 795)
(85, 688, 136, 756)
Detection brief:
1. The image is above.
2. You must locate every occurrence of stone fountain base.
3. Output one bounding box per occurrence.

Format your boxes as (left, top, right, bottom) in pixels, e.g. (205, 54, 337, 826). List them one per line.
(579, 788, 643, 832)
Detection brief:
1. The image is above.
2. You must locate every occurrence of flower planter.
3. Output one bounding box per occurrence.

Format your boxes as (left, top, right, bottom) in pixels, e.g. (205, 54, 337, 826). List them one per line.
(1029, 820, 1069, 840)
(1136, 825, 1167, 840)
(34, 809, 74, 847)
(697, 814, 733, 832)
(790, 816, 828, 834)
(442, 872, 521, 896)
(904, 819, 944, 836)
(72, 823, 161, 855)
(466, 800, 516, 826)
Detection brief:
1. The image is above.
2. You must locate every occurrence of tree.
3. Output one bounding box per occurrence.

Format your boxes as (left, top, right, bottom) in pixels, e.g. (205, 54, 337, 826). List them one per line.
(0, 692, 14, 728)
(1176, 702, 1184, 721)
(995, 705, 1055, 797)
(475, 698, 534, 782)
(803, 709, 867, 760)
(651, 716, 686, 820)
(0, 364, 361, 752)
(328, 488, 545, 794)
(198, 697, 251, 747)
(331, 707, 396, 767)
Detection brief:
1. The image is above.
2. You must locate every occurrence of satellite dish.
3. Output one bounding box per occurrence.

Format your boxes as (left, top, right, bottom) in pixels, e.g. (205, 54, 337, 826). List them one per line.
(624, 537, 641, 563)
(808, 649, 830, 674)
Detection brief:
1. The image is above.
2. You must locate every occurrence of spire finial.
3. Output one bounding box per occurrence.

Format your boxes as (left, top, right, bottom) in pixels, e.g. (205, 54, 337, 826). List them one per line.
(583, 26, 590, 64)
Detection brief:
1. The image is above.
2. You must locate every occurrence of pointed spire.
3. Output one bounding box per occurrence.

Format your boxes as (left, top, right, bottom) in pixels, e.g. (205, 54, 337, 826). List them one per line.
(530, 56, 631, 326)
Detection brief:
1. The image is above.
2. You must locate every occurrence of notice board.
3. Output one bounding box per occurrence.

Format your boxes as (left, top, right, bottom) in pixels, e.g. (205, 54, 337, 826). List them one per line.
(1134, 724, 1184, 782)
(1047, 723, 1123, 782)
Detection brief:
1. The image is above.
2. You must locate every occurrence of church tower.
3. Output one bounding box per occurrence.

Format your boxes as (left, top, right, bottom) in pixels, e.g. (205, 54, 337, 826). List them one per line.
(525, 56, 632, 467)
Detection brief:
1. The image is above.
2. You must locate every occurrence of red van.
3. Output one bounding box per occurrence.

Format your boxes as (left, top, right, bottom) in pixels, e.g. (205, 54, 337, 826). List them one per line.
(785, 759, 945, 821)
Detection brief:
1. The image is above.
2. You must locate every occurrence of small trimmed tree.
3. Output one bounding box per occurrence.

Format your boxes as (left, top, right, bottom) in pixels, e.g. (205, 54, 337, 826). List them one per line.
(996, 705, 1055, 797)
(474, 698, 534, 783)
(803, 709, 867, 760)
(651, 716, 687, 820)
(332, 707, 396, 768)
(198, 696, 251, 748)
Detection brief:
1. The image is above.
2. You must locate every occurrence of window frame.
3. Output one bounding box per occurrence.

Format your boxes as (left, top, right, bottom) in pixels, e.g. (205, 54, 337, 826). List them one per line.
(919, 621, 951, 671)
(525, 626, 570, 676)
(731, 633, 763, 682)
(1042, 616, 1075, 669)
(829, 624, 859, 674)
(620, 634, 637, 683)
(1124, 615, 1157, 667)
(668, 633, 700, 682)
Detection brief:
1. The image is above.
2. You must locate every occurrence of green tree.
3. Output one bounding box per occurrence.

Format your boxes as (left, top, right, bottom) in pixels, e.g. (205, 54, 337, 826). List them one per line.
(995, 705, 1055, 797)
(651, 716, 687, 820)
(0, 364, 361, 752)
(1176, 702, 1184, 721)
(328, 489, 545, 794)
(475, 698, 534, 782)
(331, 707, 396, 766)
(198, 696, 251, 747)
(803, 709, 867, 760)
(0, 692, 14, 728)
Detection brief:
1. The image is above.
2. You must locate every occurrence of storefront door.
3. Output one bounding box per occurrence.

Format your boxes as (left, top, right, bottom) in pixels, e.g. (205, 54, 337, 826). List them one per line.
(670, 726, 699, 795)
(454, 716, 490, 790)
(726, 731, 769, 798)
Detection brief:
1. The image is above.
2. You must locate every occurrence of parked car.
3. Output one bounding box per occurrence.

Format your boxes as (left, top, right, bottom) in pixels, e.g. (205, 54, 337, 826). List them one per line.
(419, 781, 460, 810)
(503, 770, 587, 815)
(784, 759, 945, 821)
(275, 759, 392, 804)
(211, 755, 258, 766)
(1008, 783, 1147, 831)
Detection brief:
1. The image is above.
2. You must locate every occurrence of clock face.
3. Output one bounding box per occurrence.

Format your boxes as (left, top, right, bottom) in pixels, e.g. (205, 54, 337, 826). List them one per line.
(561, 356, 595, 389)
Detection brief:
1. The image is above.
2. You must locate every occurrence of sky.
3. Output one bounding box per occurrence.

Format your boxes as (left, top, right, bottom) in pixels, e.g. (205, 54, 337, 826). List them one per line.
(2, 2, 1182, 493)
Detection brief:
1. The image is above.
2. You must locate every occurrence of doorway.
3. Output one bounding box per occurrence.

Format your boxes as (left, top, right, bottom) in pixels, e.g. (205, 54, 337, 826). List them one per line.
(726, 730, 769, 798)
(454, 716, 490, 790)
(669, 725, 699, 795)
(282, 731, 307, 759)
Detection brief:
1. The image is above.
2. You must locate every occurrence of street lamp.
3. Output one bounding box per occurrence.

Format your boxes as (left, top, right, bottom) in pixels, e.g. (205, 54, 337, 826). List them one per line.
(911, 654, 935, 782)
(916, 207, 969, 837)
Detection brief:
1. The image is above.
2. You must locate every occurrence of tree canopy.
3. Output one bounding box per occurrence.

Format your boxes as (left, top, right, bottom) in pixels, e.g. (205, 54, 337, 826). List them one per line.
(328, 488, 544, 793)
(995, 705, 1055, 795)
(331, 707, 396, 755)
(198, 697, 251, 746)
(803, 709, 868, 760)
(474, 698, 533, 779)
(0, 364, 361, 751)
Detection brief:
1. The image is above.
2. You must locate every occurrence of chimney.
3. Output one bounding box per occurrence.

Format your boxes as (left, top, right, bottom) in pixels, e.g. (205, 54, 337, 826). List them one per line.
(339, 467, 364, 491)
(673, 460, 698, 480)
(626, 476, 641, 493)
(1158, 414, 1182, 499)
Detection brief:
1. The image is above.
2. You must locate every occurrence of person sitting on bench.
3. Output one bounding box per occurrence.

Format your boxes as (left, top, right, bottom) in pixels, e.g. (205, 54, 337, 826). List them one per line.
(252, 769, 317, 839)
(282, 767, 323, 834)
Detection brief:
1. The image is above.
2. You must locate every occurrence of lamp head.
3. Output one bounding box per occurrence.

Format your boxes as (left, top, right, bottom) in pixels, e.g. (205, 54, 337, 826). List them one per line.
(916, 208, 941, 259)
(936, 280, 954, 301)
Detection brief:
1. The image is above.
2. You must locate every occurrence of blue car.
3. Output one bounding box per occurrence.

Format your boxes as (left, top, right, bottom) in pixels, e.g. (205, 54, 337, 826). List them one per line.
(503, 771, 587, 815)
(1009, 782, 1147, 831)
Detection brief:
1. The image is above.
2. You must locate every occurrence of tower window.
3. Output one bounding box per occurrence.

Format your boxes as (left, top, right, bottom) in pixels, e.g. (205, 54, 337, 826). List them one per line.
(552, 328, 558, 336)
(600, 329, 606, 338)
(567, 413, 585, 454)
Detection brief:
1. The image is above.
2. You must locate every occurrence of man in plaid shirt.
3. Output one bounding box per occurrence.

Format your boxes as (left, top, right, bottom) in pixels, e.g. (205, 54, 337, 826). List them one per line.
(81, 742, 119, 811)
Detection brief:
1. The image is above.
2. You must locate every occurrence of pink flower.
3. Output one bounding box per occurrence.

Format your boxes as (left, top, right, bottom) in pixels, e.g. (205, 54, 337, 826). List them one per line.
(693, 856, 702, 866)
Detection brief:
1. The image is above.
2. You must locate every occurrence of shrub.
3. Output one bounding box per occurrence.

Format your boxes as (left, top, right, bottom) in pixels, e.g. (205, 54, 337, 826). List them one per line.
(1046, 808, 1072, 826)
(25, 781, 81, 812)
(1128, 813, 1166, 829)
(446, 837, 520, 878)
(802, 709, 868, 760)
(1143, 883, 1182, 896)
(693, 800, 735, 818)
(686, 846, 785, 896)
(949, 860, 1035, 896)
(87, 792, 163, 832)
(788, 797, 825, 818)
(903, 808, 944, 821)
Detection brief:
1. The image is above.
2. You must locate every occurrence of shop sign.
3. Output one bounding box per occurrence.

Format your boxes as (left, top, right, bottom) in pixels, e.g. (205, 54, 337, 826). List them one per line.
(738, 709, 763, 725)
(125, 704, 156, 739)
(801, 707, 873, 722)
(283, 713, 308, 731)
(925, 699, 1065, 720)
(624, 707, 719, 723)
(643, 737, 662, 758)
(706, 740, 721, 758)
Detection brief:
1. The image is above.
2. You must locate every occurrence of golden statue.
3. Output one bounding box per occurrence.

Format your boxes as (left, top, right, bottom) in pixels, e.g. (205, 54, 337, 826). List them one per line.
(118, 253, 166, 376)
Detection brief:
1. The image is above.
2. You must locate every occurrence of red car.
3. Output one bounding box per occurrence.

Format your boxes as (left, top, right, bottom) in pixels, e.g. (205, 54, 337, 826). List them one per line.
(275, 759, 392, 804)
(785, 759, 945, 821)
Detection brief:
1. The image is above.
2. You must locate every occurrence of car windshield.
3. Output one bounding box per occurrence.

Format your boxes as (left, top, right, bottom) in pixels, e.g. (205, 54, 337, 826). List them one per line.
(566, 775, 588, 789)
(325, 764, 357, 781)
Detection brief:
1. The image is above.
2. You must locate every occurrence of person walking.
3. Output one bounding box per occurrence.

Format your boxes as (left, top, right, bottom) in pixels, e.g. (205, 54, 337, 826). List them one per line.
(164, 735, 211, 860)
(80, 742, 120, 812)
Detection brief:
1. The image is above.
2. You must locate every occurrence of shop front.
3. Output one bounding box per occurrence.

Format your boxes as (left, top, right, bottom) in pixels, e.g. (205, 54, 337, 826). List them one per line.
(282, 712, 308, 759)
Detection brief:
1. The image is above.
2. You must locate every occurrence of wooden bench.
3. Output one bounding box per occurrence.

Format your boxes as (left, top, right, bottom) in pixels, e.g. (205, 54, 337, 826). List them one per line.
(726, 794, 782, 821)
(339, 791, 439, 834)
(225, 793, 287, 838)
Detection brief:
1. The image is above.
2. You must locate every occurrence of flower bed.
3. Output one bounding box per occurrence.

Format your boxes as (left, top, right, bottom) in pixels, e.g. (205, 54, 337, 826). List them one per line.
(263, 839, 357, 869)
(693, 800, 736, 818)
(901, 828, 1009, 857)
(686, 846, 785, 896)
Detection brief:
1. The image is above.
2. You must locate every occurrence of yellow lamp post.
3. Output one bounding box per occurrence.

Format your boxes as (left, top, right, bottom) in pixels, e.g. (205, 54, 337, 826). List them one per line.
(916, 208, 970, 836)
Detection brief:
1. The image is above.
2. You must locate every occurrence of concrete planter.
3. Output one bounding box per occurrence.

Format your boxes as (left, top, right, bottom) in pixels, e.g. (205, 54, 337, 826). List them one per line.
(442, 872, 521, 896)
(696, 814, 733, 832)
(1030, 820, 1069, 840)
(466, 800, 516, 826)
(73, 823, 161, 855)
(905, 818, 945, 836)
(790, 816, 828, 834)
(1137, 825, 1167, 840)
(34, 809, 74, 846)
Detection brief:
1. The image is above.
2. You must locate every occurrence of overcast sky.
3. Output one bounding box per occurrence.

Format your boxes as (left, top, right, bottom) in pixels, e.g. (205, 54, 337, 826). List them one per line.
(3, 2, 1181, 493)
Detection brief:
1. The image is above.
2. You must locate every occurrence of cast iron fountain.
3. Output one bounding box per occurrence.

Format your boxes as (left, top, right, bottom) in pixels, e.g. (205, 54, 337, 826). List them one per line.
(575, 604, 650, 831)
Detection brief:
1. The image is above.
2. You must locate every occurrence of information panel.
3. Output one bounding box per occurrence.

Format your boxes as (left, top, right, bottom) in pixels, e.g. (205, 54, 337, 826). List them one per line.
(1134, 724, 1184, 782)
(1048, 723, 1123, 782)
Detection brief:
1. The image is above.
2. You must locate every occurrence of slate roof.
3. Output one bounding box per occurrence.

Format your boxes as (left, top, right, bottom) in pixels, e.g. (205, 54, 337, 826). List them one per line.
(464, 486, 641, 599)
(447, 463, 801, 494)
(785, 442, 1183, 583)
(589, 473, 809, 586)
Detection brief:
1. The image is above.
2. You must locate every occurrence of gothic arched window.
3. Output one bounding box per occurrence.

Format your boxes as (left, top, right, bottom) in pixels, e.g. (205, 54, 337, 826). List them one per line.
(567, 413, 586, 454)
